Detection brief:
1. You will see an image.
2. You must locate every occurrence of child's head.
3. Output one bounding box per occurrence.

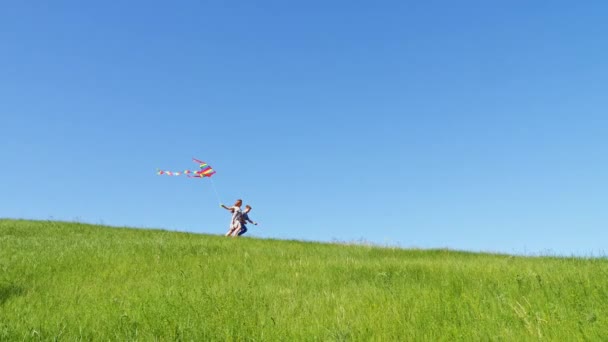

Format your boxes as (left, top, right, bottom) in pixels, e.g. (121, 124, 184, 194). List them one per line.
(234, 199, 243, 207)
(244, 205, 252, 213)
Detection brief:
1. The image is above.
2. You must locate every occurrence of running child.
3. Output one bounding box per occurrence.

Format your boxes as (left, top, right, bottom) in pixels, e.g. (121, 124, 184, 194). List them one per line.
(237, 205, 258, 236)
(221, 199, 243, 237)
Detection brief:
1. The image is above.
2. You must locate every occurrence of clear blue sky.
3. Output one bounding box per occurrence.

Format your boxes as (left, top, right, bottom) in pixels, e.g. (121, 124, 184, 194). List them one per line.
(2, 1, 607, 256)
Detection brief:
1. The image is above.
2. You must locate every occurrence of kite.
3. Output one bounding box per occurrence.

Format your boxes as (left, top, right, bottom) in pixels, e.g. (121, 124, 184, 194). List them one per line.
(157, 157, 222, 203)
(157, 158, 216, 178)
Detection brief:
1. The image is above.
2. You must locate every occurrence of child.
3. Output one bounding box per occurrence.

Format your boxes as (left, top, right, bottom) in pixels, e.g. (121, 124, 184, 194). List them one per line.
(237, 205, 258, 236)
(221, 199, 243, 237)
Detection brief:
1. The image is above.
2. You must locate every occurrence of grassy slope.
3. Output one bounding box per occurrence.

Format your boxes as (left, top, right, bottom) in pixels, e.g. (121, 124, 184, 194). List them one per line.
(0, 219, 607, 340)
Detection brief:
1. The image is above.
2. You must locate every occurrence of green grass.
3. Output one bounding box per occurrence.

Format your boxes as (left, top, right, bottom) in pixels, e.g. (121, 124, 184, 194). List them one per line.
(1, 219, 607, 340)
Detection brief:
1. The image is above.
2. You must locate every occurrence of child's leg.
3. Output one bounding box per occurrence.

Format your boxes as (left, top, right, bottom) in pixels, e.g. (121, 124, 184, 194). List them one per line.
(229, 222, 241, 237)
(238, 226, 248, 236)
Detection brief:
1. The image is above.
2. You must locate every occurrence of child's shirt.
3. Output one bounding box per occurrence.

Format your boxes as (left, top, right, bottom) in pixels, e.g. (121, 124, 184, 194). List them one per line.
(241, 213, 252, 226)
(231, 207, 243, 227)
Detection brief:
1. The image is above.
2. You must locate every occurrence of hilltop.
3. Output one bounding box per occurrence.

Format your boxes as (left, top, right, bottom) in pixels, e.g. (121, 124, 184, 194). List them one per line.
(1, 219, 606, 340)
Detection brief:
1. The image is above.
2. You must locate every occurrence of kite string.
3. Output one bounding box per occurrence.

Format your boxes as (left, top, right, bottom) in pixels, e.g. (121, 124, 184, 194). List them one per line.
(209, 177, 222, 205)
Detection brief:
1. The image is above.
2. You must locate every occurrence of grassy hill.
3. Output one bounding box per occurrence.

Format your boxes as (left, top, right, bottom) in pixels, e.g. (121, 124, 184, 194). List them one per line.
(1, 219, 606, 340)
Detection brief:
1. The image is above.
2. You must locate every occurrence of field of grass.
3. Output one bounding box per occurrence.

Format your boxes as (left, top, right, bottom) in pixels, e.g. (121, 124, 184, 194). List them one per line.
(1, 219, 607, 340)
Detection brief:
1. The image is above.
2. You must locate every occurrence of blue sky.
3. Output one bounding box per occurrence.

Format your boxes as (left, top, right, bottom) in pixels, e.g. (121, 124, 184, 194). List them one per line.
(1, 1, 607, 256)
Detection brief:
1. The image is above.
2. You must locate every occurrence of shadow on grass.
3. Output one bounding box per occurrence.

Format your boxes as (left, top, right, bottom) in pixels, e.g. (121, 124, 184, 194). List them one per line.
(0, 284, 25, 306)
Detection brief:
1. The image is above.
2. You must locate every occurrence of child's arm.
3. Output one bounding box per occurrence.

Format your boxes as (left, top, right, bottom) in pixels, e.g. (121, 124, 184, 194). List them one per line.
(220, 204, 234, 212)
(245, 217, 258, 225)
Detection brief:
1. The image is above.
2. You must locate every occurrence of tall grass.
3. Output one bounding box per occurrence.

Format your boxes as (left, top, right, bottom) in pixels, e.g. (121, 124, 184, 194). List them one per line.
(1, 219, 606, 340)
